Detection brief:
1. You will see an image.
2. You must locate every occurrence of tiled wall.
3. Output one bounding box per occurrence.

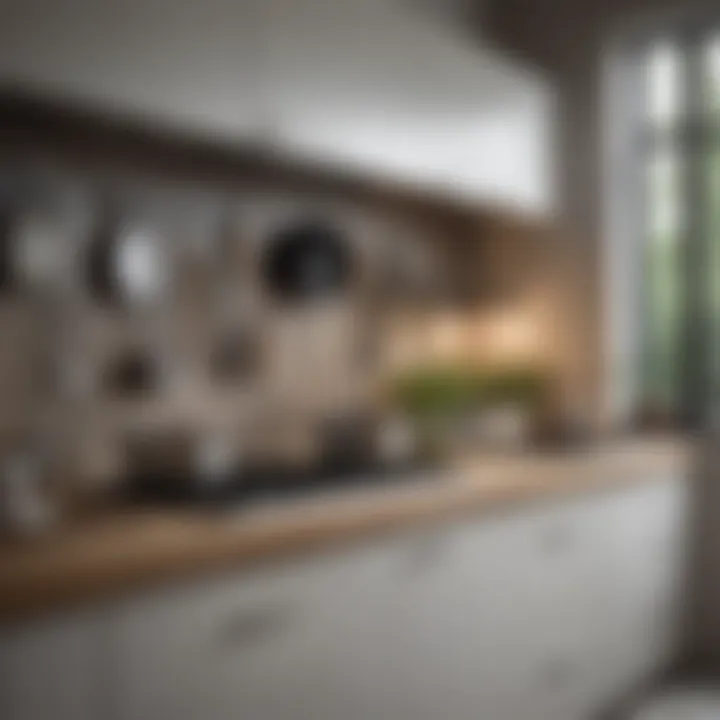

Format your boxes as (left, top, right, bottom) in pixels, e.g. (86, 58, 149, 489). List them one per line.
(0, 163, 466, 491)
(0, 96, 587, 492)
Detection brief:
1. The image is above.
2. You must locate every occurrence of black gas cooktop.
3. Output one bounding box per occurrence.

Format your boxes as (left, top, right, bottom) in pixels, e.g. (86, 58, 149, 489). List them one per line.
(123, 459, 439, 509)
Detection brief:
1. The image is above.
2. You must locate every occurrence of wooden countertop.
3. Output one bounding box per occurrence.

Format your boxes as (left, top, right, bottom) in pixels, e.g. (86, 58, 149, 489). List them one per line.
(0, 437, 694, 625)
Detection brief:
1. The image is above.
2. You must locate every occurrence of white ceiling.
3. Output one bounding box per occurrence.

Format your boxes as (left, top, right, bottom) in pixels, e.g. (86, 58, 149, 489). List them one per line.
(0, 0, 554, 211)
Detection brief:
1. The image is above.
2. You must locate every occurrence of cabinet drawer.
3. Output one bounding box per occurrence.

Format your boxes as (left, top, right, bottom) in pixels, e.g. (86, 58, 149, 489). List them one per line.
(113, 538, 410, 720)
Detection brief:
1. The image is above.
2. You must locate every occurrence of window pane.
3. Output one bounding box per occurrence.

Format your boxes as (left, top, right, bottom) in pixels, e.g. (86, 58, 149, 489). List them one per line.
(704, 36, 720, 113)
(645, 42, 683, 125)
(643, 146, 683, 411)
(706, 147, 720, 403)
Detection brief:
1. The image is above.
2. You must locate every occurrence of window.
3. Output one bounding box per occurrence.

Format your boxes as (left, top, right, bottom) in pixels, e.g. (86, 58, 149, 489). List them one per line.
(639, 35, 720, 427)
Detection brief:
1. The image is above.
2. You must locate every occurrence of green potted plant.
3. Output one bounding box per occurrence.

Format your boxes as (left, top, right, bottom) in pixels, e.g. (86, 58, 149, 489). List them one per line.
(388, 363, 551, 456)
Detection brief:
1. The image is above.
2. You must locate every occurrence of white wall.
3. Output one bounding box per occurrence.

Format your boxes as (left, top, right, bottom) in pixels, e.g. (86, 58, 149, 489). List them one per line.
(0, 0, 555, 212)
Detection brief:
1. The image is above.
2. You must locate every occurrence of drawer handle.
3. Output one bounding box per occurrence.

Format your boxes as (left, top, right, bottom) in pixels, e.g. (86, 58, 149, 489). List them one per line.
(217, 603, 296, 647)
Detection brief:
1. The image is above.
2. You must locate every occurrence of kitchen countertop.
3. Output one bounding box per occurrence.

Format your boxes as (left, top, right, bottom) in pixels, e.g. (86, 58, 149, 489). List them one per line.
(0, 437, 694, 625)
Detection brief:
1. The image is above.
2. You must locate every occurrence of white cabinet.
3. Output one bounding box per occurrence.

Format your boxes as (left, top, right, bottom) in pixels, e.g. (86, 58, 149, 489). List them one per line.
(112, 539, 413, 720)
(513, 475, 688, 720)
(380, 476, 687, 720)
(0, 0, 555, 214)
(114, 474, 689, 720)
(261, 0, 555, 213)
(0, 611, 107, 720)
(0, 474, 688, 720)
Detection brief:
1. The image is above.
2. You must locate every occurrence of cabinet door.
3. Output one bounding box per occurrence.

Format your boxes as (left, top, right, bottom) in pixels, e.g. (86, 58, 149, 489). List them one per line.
(114, 538, 413, 720)
(386, 500, 613, 720)
(502, 475, 689, 720)
(579, 477, 689, 703)
(0, 612, 107, 720)
(379, 514, 549, 720)
(386, 475, 689, 720)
